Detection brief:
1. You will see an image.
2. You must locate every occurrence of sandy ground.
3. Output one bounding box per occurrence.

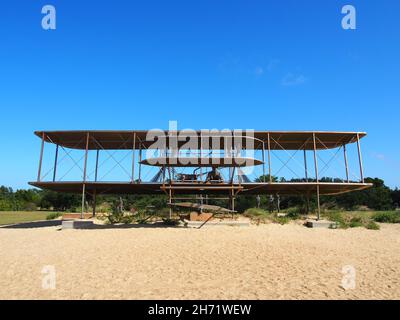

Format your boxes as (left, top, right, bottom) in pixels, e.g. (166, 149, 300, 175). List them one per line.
(0, 221, 399, 300)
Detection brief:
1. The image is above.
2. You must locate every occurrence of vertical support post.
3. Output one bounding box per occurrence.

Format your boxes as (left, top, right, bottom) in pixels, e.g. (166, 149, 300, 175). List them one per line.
(162, 166, 166, 184)
(169, 188, 172, 219)
(315, 185, 320, 220)
(92, 190, 97, 218)
(94, 149, 99, 182)
(52, 144, 59, 182)
(167, 165, 172, 185)
(229, 135, 235, 184)
(81, 132, 90, 219)
(131, 132, 136, 183)
(230, 167, 236, 184)
(356, 133, 364, 183)
(343, 144, 349, 183)
(267, 132, 272, 183)
(138, 143, 142, 183)
(167, 159, 173, 219)
(200, 135, 203, 182)
(228, 134, 233, 183)
(83, 132, 90, 182)
(81, 184, 86, 219)
(37, 132, 45, 182)
(230, 188, 235, 219)
(262, 141, 266, 182)
(303, 148, 308, 182)
(312, 132, 320, 220)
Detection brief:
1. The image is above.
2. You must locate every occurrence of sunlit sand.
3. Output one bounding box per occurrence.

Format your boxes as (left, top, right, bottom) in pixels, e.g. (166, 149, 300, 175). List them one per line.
(0, 222, 399, 299)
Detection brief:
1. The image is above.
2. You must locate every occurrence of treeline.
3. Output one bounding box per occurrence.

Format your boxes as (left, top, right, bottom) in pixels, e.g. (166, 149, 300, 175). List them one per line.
(0, 186, 80, 211)
(0, 186, 167, 212)
(235, 177, 399, 212)
(1, 177, 399, 212)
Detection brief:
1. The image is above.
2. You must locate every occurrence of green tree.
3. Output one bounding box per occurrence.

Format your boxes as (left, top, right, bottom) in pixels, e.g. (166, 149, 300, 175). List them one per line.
(391, 188, 400, 208)
(255, 174, 278, 182)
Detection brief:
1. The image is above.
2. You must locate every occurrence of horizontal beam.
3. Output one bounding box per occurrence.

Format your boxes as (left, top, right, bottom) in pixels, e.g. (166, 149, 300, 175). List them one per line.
(29, 181, 372, 196)
(33, 130, 367, 151)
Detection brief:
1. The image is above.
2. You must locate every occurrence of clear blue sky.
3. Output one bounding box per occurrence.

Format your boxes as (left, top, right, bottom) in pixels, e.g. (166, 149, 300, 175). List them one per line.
(0, 0, 399, 189)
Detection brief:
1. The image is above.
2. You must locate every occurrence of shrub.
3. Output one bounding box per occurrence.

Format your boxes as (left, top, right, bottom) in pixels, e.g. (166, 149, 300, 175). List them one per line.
(24, 202, 38, 211)
(325, 211, 348, 229)
(244, 208, 293, 225)
(274, 216, 289, 225)
(46, 212, 62, 220)
(286, 207, 300, 219)
(349, 220, 363, 228)
(243, 208, 270, 217)
(348, 215, 365, 228)
(372, 211, 399, 223)
(106, 211, 122, 224)
(106, 201, 135, 224)
(107, 212, 134, 224)
(0, 199, 13, 211)
(366, 221, 380, 230)
(350, 216, 363, 223)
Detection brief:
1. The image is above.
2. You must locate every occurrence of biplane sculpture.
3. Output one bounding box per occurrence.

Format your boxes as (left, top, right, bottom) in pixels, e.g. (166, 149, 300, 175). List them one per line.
(29, 130, 372, 220)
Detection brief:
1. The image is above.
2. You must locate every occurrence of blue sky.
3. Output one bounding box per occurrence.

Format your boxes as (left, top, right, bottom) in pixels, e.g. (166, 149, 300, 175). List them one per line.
(0, 0, 399, 189)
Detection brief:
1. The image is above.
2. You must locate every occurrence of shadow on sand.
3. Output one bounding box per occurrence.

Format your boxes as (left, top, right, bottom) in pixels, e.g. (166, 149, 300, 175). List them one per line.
(79, 221, 183, 230)
(0, 220, 184, 230)
(0, 220, 62, 229)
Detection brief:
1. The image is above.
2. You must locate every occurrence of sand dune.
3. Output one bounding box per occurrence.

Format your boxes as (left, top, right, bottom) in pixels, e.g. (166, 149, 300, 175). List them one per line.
(0, 222, 399, 299)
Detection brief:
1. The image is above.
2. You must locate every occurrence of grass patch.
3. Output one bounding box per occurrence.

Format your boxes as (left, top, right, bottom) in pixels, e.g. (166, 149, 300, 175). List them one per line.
(286, 207, 301, 219)
(349, 220, 363, 228)
(274, 216, 290, 225)
(0, 211, 54, 225)
(105, 212, 134, 224)
(372, 211, 400, 223)
(349, 216, 364, 228)
(243, 208, 270, 217)
(366, 221, 380, 230)
(324, 211, 349, 229)
(244, 208, 397, 229)
(322, 210, 391, 230)
(243, 208, 271, 225)
(244, 208, 292, 225)
(46, 212, 62, 220)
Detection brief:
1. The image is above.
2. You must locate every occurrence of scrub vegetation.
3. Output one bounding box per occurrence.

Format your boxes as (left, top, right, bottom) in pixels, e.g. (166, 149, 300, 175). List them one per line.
(1, 176, 399, 227)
